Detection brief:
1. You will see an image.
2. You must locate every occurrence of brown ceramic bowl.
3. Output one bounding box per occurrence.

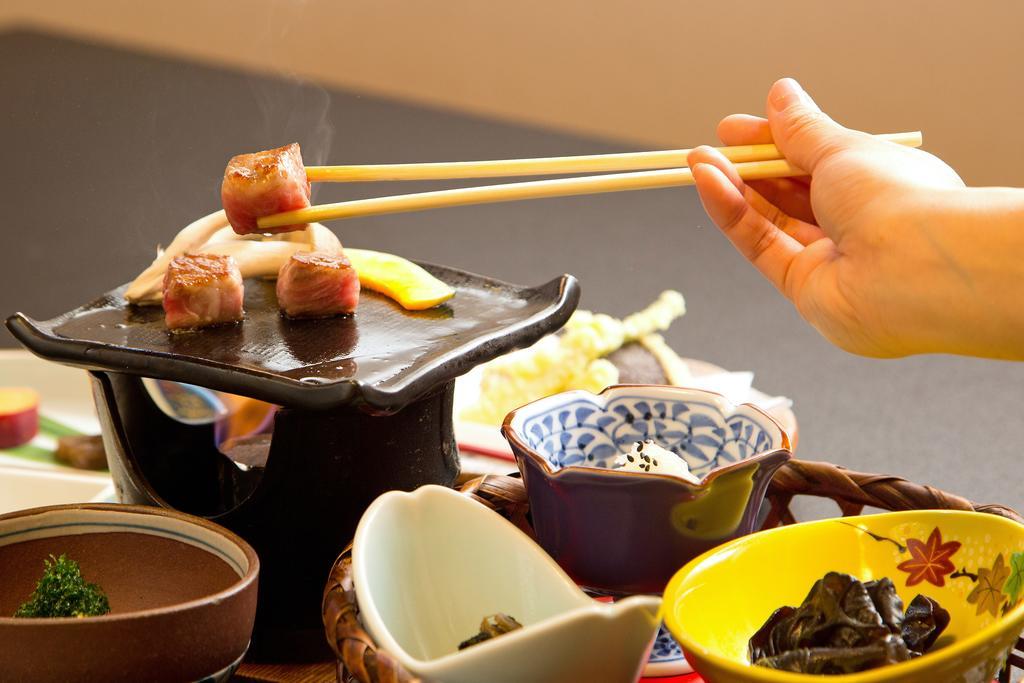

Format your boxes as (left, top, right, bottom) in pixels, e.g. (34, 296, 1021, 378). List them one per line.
(0, 503, 259, 682)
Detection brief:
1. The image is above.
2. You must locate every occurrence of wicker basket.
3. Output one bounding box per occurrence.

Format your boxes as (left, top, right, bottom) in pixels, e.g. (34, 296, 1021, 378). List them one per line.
(322, 459, 1024, 683)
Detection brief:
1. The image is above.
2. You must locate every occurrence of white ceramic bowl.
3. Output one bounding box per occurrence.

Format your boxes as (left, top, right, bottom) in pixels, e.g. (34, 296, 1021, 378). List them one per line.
(353, 485, 661, 683)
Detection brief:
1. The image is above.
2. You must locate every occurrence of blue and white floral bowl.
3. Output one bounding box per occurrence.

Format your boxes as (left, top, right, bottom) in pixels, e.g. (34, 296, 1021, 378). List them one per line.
(502, 385, 792, 596)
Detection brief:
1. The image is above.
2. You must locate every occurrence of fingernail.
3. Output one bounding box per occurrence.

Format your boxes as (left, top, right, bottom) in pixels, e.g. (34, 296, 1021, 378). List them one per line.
(687, 146, 708, 162)
(769, 78, 813, 111)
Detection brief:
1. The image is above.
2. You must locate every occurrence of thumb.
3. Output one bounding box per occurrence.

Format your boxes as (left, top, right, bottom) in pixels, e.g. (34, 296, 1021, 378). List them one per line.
(766, 78, 866, 174)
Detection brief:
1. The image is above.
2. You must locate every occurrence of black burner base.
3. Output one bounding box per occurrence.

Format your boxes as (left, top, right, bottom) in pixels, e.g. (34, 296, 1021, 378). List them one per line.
(90, 371, 460, 661)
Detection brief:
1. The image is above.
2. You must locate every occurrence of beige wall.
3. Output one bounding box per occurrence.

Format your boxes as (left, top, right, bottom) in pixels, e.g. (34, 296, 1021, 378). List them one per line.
(4, 1, 1022, 186)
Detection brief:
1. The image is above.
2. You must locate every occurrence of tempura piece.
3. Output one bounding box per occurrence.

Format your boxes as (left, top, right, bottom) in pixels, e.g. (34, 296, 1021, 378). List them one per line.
(461, 291, 686, 424)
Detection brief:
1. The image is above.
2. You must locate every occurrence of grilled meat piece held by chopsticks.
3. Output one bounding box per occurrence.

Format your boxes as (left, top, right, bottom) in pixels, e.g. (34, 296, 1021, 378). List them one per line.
(221, 143, 311, 235)
(276, 251, 360, 318)
(162, 254, 245, 330)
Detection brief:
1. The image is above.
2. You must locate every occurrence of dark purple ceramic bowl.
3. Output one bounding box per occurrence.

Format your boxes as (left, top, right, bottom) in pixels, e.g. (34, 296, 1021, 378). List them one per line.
(502, 385, 792, 595)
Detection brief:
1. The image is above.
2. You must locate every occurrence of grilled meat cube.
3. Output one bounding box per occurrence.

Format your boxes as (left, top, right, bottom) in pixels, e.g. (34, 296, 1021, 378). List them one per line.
(162, 253, 245, 330)
(276, 251, 360, 318)
(221, 142, 311, 235)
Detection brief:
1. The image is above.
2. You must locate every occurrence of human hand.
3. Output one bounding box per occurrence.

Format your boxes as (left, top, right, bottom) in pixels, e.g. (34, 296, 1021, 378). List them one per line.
(688, 78, 971, 357)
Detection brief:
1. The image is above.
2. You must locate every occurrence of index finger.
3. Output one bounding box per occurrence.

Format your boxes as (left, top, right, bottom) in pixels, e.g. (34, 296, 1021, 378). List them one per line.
(717, 114, 814, 221)
(717, 114, 773, 146)
(691, 161, 804, 297)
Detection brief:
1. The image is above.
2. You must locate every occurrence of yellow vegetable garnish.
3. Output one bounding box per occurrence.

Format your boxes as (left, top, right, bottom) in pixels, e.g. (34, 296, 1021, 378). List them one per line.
(463, 290, 686, 425)
(346, 248, 455, 311)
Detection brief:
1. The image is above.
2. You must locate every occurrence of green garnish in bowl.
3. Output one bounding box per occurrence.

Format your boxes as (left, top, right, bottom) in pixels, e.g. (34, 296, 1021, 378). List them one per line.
(15, 554, 111, 618)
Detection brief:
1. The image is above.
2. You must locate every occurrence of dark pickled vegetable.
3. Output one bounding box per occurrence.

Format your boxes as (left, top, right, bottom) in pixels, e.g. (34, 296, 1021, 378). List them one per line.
(901, 595, 950, 653)
(748, 606, 796, 662)
(757, 635, 912, 674)
(749, 572, 949, 674)
(864, 578, 905, 633)
(458, 613, 523, 650)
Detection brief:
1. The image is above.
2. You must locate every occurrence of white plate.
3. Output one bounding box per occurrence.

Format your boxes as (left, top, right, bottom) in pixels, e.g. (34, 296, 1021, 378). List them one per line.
(0, 466, 113, 514)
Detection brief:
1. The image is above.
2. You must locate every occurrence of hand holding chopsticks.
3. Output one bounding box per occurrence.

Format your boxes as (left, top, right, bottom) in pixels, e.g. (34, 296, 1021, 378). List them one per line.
(256, 132, 922, 231)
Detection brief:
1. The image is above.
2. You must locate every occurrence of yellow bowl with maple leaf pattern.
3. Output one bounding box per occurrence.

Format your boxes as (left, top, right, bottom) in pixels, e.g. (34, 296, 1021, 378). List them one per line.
(662, 510, 1024, 682)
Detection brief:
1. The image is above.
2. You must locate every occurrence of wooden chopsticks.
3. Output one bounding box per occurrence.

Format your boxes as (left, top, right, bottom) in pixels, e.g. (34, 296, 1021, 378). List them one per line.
(257, 132, 922, 230)
(305, 132, 921, 182)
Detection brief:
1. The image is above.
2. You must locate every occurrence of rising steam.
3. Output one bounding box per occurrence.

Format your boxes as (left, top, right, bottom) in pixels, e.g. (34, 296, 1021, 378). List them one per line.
(249, 81, 335, 200)
(250, 0, 334, 200)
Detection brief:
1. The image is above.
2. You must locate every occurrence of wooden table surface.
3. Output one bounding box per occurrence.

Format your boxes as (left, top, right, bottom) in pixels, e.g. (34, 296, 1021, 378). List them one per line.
(235, 661, 336, 683)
